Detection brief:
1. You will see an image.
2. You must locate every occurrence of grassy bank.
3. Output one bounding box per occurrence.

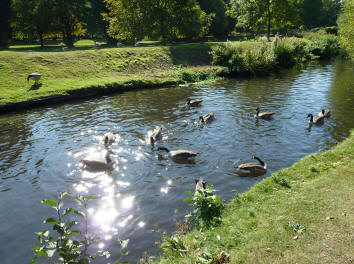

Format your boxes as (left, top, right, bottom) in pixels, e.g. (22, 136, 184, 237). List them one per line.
(0, 33, 339, 111)
(155, 130, 354, 263)
(0, 41, 221, 106)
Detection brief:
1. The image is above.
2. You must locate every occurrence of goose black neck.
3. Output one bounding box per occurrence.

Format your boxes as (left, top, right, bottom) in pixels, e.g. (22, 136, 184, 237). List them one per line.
(254, 156, 264, 166)
(104, 136, 108, 144)
(158, 147, 170, 152)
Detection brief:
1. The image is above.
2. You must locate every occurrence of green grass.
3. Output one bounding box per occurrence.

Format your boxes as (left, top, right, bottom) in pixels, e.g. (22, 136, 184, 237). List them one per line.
(0, 41, 223, 105)
(155, 130, 354, 264)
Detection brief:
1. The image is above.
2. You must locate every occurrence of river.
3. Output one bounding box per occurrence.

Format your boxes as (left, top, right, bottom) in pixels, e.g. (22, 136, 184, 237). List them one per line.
(0, 59, 353, 263)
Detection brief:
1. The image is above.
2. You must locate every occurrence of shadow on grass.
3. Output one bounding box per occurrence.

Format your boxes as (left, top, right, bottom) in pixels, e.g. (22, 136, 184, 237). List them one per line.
(29, 82, 42, 90)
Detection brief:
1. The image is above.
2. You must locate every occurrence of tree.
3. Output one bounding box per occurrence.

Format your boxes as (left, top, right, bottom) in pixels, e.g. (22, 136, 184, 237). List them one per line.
(319, 0, 342, 26)
(300, 0, 323, 28)
(85, 0, 117, 45)
(104, 0, 145, 43)
(337, 0, 354, 58)
(12, 0, 54, 47)
(198, 0, 229, 37)
(142, 0, 205, 42)
(0, 0, 11, 48)
(230, 0, 302, 39)
(52, 0, 87, 47)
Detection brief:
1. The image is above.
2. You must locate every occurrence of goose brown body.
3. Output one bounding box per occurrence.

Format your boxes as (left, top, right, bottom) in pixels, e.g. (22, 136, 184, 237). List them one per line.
(235, 156, 267, 177)
(255, 107, 275, 119)
(81, 152, 113, 171)
(318, 109, 330, 118)
(195, 178, 206, 190)
(200, 113, 215, 123)
(158, 147, 199, 159)
(150, 126, 162, 143)
(186, 98, 203, 107)
(307, 113, 324, 125)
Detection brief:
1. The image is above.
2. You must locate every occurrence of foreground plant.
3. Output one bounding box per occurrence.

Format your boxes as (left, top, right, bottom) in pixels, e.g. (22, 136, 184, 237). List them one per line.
(184, 185, 224, 228)
(31, 190, 129, 264)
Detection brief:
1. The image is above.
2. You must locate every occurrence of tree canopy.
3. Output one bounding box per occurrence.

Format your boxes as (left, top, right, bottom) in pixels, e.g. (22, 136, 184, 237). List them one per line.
(338, 0, 354, 58)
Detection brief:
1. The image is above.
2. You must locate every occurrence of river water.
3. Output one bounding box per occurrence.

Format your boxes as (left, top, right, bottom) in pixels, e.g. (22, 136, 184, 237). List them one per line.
(0, 59, 353, 263)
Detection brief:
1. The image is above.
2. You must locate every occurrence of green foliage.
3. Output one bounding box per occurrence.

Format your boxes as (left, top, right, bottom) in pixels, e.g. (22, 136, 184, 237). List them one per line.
(303, 32, 339, 59)
(338, 0, 354, 59)
(0, 0, 11, 48)
(157, 234, 187, 254)
(273, 38, 309, 67)
(178, 69, 217, 82)
(273, 175, 291, 188)
(196, 249, 230, 264)
(288, 221, 305, 232)
(198, 0, 229, 37)
(211, 43, 276, 76)
(31, 189, 129, 264)
(184, 185, 224, 227)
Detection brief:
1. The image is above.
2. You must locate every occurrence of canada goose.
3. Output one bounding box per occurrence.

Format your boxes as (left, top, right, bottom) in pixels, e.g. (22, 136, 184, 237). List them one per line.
(200, 113, 215, 123)
(307, 113, 324, 125)
(150, 126, 162, 143)
(195, 178, 207, 190)
(254, 107, 275, 119)
(81, 151, 113, 171)
(157, 146, 199, 160)
(235, 155, 267, 177)
(318, 109, 330, 118)
(186, 98, 203, 107)
(102, 132, 115, 146)
(27, 73, 42, 82)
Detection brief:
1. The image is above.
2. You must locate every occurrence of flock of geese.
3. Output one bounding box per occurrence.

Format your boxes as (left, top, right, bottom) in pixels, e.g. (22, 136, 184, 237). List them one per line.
(80, 97, 331, 190)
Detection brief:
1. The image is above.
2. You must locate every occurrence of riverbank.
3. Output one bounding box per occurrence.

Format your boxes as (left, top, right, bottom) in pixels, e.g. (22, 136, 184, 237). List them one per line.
(0, 33, 339, 114)
(0, 42, 221, 113)
(155, 130, 354, 263)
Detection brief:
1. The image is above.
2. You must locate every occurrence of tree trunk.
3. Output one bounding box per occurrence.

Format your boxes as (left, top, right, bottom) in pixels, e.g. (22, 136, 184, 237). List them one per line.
(39, 33, 44, 47)
(267, 0, 271, 41)
(63, 23, 74, 48)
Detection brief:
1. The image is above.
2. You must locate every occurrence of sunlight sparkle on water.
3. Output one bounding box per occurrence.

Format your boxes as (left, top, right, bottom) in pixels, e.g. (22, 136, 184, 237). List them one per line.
(138, 221, 145, 228)
(121, 196, 134, 209)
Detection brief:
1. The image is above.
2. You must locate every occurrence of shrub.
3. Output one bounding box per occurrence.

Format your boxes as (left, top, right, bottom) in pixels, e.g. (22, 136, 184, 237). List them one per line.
(302, 32, 339, 59)
(273, 38, 310, 67)
(184, 185, 224, 227)
(211, 44, 276, 76)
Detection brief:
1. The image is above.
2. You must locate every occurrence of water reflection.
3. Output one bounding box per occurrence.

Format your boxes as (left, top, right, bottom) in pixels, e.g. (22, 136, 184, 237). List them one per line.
(0, 59, 353, 264)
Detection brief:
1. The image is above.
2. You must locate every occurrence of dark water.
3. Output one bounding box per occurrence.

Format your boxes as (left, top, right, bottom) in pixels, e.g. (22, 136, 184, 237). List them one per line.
(0, 59, 353, 264)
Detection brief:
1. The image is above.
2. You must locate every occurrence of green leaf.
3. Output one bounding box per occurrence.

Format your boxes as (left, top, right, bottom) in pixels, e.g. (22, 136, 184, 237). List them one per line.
(63, 208, 75, 216)
(44, 218, 59, 225)
(36, 250, 46, 257)
(185, 190, 192, 194)
(183, 198, 193, 202)
(32, 246, 41, 251)
(65, 231, 80, 238)
(86, 195, 95, 202)
(30, 256, 38, 264)
(41, 199, 57, 207)
(74, 210, 86, 218)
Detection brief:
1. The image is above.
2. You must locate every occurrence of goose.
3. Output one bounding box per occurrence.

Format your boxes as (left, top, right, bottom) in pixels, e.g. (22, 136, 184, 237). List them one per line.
(102, 132, 115, 146)
(150, 126, 162, 143)
(235, 155, 267, 177)
(27, 73, 42, 82)
(254, 107, 275, 119)
(307, 113, 324, 125)
(318, 109, 330, 118)
(81, 151, 113, 171)
(195, 178, 207, 190)
(157, 146, 199, 160)
(200, 113, 215, 123)
(186, 98, 203, 107)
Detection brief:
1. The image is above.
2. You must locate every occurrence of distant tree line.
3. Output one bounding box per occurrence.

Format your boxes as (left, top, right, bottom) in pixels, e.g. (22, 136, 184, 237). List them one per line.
(0, 0, 343, 48)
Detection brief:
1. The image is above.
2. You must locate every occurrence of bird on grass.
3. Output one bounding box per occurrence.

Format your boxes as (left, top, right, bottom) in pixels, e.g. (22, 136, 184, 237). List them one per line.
(235, 155, 267, 177)
(27, 73, 42, 83)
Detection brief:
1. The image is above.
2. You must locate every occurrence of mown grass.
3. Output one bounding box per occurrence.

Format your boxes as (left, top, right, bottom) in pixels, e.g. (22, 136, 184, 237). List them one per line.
(155, 130, 354, 264)
(0, 41, 223, 105)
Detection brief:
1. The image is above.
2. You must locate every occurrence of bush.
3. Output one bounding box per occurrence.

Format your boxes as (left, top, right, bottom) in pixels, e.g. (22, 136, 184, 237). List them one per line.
(211, 44, 276, 76)
(184, 185, 224, 227)
(302, 32, 339, 59)
(273, 38, 310, 67)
